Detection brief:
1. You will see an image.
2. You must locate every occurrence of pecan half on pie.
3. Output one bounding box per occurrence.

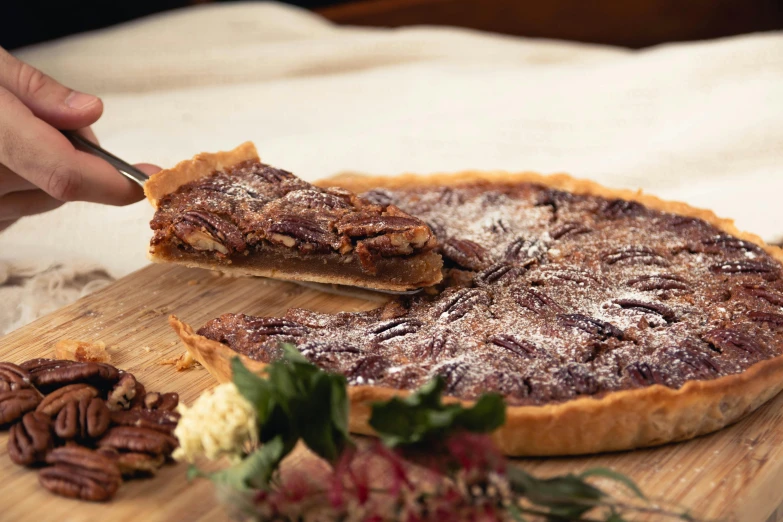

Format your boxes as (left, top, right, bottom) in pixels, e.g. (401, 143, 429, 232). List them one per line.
(166, 146, 783, 456)
(145, 143, 442, 291)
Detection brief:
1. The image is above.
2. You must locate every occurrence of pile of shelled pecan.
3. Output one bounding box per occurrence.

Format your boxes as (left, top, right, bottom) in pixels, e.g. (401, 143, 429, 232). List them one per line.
(0, 359, 179, 501)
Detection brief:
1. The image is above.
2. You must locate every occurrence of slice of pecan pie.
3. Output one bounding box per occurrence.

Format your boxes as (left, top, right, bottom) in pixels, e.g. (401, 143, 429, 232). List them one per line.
(144, 143, 442, 291)
(170, 165, 783, 457)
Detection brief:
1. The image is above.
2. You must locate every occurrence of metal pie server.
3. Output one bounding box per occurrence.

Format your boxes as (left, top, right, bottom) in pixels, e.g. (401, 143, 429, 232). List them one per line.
(61, 130, 149, 187)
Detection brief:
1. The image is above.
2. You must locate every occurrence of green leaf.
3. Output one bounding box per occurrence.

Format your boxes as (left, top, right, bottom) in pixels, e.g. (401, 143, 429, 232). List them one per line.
(186, 464, 206, 481)
(507, 466, 604, 519)
(280, 343, 310, 364)
(453, 393, 505, 432)
(368, 376, 506, 447)
(231, 358, 272, 421)
(580, 467, 646, 500)
(266, 360, 300, 416)
(507, 505, 528, 522)
(233, 343, 352, 464)
(207, 436, 286, 491)
(298, 372, 352, 462)
(411, 377, 448, 409)
(329, 373, 351, 441)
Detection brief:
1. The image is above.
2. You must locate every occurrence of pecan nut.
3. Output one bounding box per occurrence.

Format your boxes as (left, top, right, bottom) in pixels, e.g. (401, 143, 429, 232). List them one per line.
(141, 392, 179, 412)
(173, 210, 246, 255)
(55, 397, 111, 442)
(265, 214, 336, 253)
(557, 313, 624, 341)
(244, 317, 309, 342)
(336, 211, 434, 252)
(441, 238, 489, 271)
(710, 260, 780, 280)
(435, 288, 491, 323)
(8, 411, 53, 466)
(282, 188, 352, 211)
(370, 318, 422, 342)
(613, 298, 677, 324)
(602, 247, 669, 266)
(474, 263, 521, 286)
(39, 447, 121, 502)
(20, 358, 76, 387)
(515, 287, 564, 315)
(0, 388, 42, 425)
(0, 362, 32, 392)
(36, 384, 98, 416)
(98, 426, 178, 456)
(489, 334, 540, 359)
(129, 380, 147, 409)
(110, 408, 179, 435)
(20, 358, 75, 372)
(347, 355, 391, 382)
(626, 274, 690, 292)
(97, 447, 165, 477)
(28, 361, 119, 394)
(626, 362, 666, 386)
(703, 328, 765, 356)
(106, 373, 138, 411)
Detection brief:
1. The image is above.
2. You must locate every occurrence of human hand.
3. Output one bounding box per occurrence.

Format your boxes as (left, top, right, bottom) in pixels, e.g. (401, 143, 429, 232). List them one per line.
(0, 47, 159, 232)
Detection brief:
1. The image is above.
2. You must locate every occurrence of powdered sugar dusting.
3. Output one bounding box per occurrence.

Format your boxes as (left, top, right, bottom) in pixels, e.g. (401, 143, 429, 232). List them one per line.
(199, 181, 783, 406)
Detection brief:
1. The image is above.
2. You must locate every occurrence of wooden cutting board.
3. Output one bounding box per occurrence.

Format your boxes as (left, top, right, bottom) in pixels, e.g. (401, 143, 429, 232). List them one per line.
(1, 263, 782, 522)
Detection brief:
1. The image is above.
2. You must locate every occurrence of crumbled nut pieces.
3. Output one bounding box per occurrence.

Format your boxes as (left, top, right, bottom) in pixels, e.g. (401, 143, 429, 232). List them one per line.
(106, 373, 138, 411)
(159, 350, 198, 371)
(54, 340, 112, 364)
(142, 392, 179, 412)
(1, 358, 181, 502)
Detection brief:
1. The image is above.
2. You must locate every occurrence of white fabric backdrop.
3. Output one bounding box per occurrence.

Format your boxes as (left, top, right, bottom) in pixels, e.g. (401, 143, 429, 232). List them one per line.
(1, 1, 782, 331)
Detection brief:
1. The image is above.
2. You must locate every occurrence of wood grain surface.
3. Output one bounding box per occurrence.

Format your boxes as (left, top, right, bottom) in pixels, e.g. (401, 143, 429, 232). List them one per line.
(1, 263, 782, 521)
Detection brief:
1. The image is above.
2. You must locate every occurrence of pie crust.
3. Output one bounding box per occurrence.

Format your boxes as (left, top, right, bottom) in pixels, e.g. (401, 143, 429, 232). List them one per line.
(144, 144, 442, 291)
(170, 170, 783, 456)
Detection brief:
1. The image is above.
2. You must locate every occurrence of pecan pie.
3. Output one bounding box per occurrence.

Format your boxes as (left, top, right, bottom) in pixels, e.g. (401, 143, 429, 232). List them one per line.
(170, 166, 783, 456)
(145, 143, 442, 291)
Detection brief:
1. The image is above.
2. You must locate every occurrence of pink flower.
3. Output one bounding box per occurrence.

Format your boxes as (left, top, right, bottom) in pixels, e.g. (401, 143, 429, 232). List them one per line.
(372, 442, 413, 494)
(445, 433, 505, 474)
(279, 469, 313, 504)
(348, 458, 371, 505)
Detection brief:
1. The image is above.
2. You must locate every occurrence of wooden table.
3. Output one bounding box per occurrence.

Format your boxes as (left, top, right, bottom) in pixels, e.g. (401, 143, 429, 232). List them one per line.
(1, 264, 783, 521)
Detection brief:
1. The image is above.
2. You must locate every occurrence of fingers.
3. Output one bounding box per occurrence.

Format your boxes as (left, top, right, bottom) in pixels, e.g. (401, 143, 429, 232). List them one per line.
(0, 48, 102, 130)
(134, 163, 162, 177)
(76, 126, 99, 144)
(0, 85, 143, 205)
(0, 163, 36, 196)
(0, 189, 63, 222)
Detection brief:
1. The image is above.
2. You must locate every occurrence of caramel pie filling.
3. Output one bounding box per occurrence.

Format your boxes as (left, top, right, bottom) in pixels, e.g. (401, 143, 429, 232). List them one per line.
(149, 160, 442, 288)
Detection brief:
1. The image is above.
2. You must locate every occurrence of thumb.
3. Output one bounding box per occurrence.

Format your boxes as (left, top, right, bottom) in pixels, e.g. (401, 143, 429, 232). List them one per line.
(0, 47, 103, 130)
